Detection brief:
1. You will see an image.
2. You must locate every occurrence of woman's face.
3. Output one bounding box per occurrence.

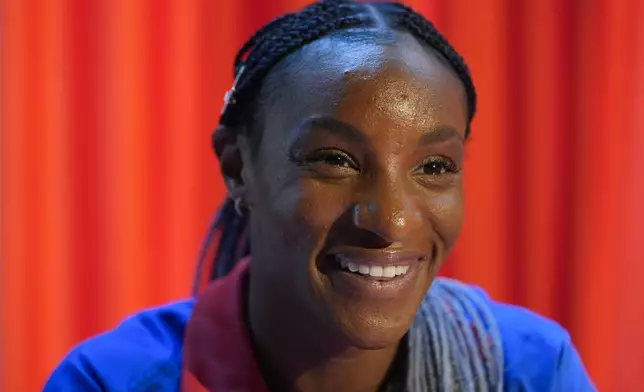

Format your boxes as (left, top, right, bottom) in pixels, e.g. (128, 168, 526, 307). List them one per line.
(239, 33, 468, 349)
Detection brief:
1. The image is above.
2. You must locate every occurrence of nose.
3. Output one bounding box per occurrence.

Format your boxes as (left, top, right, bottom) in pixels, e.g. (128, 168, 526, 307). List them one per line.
(352, 182, 424, 244)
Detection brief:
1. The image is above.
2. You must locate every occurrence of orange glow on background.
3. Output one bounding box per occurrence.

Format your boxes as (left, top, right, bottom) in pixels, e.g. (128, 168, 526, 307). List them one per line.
(2, 0, 644, 391)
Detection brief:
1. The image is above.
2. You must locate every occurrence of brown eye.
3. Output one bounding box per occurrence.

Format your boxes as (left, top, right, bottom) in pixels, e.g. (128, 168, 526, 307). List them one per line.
(304, 150, 358, 170)
(420, 157, 459, 175)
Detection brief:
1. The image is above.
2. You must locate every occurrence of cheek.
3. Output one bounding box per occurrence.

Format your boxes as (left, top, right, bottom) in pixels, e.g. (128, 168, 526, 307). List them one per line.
(258, 174, 351, 255)
(426, 187, 464, 249)
(291, 181, 352, 244)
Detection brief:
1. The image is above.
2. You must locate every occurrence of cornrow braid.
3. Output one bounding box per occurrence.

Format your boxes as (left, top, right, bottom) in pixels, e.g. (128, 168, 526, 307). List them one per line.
(219, 0, 477, 135)
(221, 0, 371, 126)
(232, 1, 357, 74)
(232, 12, 298, 74)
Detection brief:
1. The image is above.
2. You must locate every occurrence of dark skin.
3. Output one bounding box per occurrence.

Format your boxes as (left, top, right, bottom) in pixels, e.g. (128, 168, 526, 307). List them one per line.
(216, 32, 468, 392)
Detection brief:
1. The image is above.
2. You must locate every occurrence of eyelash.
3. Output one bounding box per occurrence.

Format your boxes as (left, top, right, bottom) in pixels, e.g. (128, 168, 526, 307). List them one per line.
(290, 149, 359, 170)
(290, 149, 460, 177)
(417, 156, 460, 176)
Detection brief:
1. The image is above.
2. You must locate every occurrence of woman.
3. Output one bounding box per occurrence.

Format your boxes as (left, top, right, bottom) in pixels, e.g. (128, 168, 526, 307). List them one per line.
(45, 1, 595, 391)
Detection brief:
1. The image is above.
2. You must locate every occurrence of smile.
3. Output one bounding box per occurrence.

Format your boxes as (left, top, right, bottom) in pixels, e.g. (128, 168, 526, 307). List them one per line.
(323, 249, 426, 299)
(336, 255, 410, 278)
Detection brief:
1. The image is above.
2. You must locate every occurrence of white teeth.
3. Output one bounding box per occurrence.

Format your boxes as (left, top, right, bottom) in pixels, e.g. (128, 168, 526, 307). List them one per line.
(383, 266, 396, 278)
(337, 260, 409, 277)
(369, 265, 383, 277)
(335, 255, 411, 278)
(395, 266, 409, 275)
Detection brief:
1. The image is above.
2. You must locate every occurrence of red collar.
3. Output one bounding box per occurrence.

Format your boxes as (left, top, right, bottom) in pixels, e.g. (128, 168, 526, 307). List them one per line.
(181, 259, 269, 392)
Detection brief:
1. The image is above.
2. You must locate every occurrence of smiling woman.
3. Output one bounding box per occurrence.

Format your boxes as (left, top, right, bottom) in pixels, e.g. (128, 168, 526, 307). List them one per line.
(43, 1, 595, 391)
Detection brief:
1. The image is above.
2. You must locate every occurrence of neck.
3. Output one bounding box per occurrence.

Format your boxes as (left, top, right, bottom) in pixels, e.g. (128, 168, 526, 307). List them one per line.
(246, 276, 402, 392)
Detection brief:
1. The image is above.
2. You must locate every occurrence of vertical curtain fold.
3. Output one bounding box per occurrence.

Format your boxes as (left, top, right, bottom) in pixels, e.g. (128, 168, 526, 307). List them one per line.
(2, 0, 642, 390)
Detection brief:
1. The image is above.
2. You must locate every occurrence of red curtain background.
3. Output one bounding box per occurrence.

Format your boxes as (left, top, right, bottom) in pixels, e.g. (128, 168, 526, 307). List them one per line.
(2, 0, 644, 391)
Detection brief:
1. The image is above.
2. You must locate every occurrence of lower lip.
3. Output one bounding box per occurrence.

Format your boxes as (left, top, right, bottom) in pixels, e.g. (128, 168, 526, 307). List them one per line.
(325, 262, 420, 300)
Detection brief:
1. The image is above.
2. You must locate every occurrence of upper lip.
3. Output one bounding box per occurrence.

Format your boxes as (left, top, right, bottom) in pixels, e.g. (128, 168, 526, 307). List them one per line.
(326, 248, 426, 267)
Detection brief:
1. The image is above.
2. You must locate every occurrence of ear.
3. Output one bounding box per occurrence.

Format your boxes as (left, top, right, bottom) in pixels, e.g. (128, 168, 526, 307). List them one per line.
(212, 125, 249, 200)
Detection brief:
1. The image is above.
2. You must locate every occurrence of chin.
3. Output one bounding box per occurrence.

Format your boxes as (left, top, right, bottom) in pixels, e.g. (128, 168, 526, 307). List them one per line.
(310, 254, 435, 350)
(332, 303, 418, 350)
(346, 330, 406, 350)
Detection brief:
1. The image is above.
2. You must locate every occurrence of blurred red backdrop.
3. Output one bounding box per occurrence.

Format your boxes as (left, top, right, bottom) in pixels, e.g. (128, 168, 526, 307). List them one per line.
(2, 0, 644, 391)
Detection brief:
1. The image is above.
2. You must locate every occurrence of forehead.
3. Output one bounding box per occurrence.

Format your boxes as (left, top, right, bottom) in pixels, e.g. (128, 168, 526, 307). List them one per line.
(259, 31, 468, 141)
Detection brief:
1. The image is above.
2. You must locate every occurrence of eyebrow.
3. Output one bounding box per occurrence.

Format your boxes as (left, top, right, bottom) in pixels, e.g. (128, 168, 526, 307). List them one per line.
(297, 116, 368, 143)
(289, 116, 463, 150)
(418, 125, 464, 146)
(287, 116, 368, 155)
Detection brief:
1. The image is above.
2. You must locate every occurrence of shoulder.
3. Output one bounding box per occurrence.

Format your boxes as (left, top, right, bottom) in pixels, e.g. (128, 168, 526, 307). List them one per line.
(433, 278, 596, 391)
(489, 299, 594, 390)
(43, 299, 195, 392)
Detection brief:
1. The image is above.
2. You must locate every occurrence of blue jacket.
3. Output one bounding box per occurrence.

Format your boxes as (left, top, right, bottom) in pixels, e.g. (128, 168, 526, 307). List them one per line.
(44, 262, 595, 391)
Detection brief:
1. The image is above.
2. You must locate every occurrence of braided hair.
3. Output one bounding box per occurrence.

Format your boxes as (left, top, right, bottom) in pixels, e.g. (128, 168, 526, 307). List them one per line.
(194, 0, 477, 288)
(220, 1, 475, 138)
